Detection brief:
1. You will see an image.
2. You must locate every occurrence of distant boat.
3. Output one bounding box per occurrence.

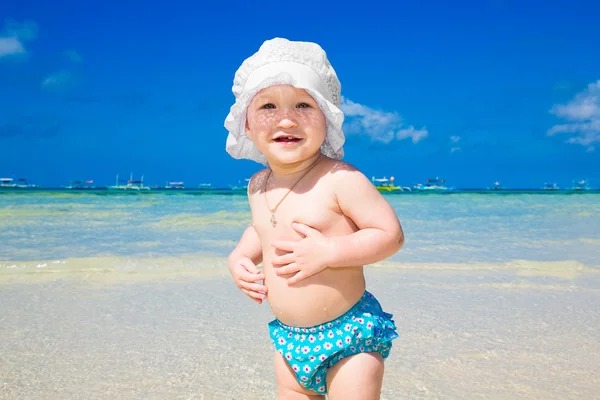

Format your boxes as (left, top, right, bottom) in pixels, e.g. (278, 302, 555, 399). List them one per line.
(198, 183, 213, 189)
(414, 177, 451, 192)
(371, 176, 410, 192)
(488, 181, 503, 191)
(16, 178, 36, 188)
(164, 181, 185, 189)
(229, 178, 250, 191)
(571, 179, 591, 191)
(1, 178, 36, 189)
(64, 179, 95, 189)
(108, 173, 151, 191)
(1, 178, 16, 188)
(543, 182, 560, 191)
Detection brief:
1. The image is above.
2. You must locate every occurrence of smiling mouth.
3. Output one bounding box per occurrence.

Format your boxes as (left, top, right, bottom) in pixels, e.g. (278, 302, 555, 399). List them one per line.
(274, 136, 302, 143)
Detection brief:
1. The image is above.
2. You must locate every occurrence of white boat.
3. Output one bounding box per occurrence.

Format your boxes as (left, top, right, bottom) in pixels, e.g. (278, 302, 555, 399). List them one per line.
(571, 179, 591, 191)
(1, 178, 36, 188)
(543, 182, 560, 191)
(229, 178, 250, 191)
(64, 180, 95, 189)
(488, 181, 503, 191)
(164, 181, 185, 189)
(414, 177, 451, 191)
(108, 173, 151, 191)
(1, 178, 16, 188)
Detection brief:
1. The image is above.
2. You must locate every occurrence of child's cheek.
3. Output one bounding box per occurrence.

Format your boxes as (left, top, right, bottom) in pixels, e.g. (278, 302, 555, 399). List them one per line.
(299, 110, 327, 130)
(249, 112, 277, 129)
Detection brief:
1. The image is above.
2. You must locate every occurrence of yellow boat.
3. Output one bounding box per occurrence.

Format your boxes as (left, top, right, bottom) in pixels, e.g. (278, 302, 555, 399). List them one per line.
(371, 176, 409, 192)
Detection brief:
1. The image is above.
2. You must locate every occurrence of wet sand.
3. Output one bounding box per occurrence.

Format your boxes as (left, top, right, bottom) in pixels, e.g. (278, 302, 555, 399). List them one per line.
(1, 265, 599, 399)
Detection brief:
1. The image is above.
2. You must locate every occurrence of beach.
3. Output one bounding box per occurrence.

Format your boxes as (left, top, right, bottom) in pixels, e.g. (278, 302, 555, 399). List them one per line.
(1, 191, 599, 399)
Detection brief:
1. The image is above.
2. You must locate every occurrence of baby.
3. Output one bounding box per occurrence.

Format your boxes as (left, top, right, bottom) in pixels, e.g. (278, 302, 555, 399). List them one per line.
(225, 38, 404, 399)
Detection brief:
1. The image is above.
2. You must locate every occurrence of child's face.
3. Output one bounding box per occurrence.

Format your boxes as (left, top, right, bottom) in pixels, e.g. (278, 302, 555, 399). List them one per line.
(245, 85, 327, 166)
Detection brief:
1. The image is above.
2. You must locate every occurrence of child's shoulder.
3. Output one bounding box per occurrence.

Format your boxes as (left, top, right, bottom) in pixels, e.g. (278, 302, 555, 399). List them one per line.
(247, 168, 270, 196)
(322, 158, 367, 182)
(321, 158, 378, 198)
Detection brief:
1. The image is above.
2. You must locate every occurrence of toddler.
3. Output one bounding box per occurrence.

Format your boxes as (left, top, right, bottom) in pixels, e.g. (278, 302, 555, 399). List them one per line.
(225, 38, 404, 400)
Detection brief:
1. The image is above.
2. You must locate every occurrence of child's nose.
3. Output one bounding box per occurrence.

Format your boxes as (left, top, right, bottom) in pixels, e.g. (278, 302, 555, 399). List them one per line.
(276, 110, 299, 129)
(277, 118, 298, 129)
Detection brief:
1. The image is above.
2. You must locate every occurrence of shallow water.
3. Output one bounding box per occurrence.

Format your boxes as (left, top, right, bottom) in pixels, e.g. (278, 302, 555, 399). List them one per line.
(0, 270, 598, 399)
(1, 190, 598, 267)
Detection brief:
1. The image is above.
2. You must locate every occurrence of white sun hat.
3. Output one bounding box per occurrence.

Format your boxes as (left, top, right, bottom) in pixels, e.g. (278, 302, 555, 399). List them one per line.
(224, 38, 345, 165)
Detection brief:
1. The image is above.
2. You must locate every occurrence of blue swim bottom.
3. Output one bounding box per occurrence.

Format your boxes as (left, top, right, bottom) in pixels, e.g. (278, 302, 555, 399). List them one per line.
(268, 291, 398, 394)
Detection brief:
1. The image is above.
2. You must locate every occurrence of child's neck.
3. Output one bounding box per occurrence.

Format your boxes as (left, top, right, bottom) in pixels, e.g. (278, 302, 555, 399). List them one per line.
(268, 153, 322, 182)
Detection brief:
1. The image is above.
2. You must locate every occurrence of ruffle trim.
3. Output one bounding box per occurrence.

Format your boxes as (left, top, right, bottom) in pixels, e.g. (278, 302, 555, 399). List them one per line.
(269, 295, 398, 394)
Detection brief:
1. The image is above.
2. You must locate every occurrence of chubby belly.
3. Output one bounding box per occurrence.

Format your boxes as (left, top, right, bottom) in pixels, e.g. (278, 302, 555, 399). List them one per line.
(264, 258, 366, 327)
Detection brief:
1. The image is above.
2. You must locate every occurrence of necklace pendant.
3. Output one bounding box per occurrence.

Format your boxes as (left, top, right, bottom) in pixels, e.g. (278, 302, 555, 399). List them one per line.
(270, 212, 277, 228)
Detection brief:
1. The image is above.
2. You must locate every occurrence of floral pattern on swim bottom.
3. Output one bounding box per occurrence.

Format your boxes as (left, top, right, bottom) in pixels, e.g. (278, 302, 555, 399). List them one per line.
(269, 291, 398, 394)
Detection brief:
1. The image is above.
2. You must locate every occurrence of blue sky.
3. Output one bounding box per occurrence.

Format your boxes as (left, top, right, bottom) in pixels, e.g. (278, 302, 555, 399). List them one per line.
(1, 0, 599, 189)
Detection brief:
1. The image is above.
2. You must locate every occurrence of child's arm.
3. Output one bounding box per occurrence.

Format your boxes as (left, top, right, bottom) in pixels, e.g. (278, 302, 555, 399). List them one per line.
(228, 225, 267, 303)
(322, 168, 404, 267)
(271, 167, 403, 284)
(229, 172, 269, 302)
(229, 224, 263, 265)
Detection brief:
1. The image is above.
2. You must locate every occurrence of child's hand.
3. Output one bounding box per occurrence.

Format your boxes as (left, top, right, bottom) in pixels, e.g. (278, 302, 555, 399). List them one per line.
(228, 257, 267, 304)
(271, 222, 330, 285)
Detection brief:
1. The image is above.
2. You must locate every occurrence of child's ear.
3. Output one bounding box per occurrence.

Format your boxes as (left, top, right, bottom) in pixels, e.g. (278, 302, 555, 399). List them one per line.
(245, 118, 251, 137)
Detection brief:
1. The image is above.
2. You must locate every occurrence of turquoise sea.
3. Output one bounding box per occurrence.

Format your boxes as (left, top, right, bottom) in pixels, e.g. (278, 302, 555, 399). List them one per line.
(1, 190, 598, 273)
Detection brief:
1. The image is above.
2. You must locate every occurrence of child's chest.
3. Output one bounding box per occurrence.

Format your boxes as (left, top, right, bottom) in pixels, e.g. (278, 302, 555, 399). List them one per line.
(251, 187, 347, 241)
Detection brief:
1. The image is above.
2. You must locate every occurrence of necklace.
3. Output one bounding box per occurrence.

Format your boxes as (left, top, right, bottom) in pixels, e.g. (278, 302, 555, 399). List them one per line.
(264, 155, 322, 227)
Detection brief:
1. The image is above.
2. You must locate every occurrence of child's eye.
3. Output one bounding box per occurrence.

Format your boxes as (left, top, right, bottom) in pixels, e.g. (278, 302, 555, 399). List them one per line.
(297, 102, 311, 108)
(261, 103, 276, 109)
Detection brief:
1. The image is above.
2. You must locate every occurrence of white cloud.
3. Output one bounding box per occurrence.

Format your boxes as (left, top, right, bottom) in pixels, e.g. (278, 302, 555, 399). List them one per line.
(0, 36, 24, 56)
(42, 71, 72, 88)
(0, 19, 37, 58)
(451, 147, 461, 153)
(548, 80, 600, 152)
(340, 97, 428, 144)
(450, 135, 460, 143)
(396, 126, 429, 143)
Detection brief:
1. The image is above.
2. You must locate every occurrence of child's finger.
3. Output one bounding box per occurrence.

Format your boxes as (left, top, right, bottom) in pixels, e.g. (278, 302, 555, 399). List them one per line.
(239, 270, 265, 283)
(240, 286, 265, 299)
(291, 222, 319, 237)
(287, 272, 306, 286)
(241, 289, 263, 304)
(272, 253, 295, 266)
(239, 280, 267, 294)
(271, 240, 295, 252)
(274, 263, 299, 276)
(240, 258, 261, 274)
